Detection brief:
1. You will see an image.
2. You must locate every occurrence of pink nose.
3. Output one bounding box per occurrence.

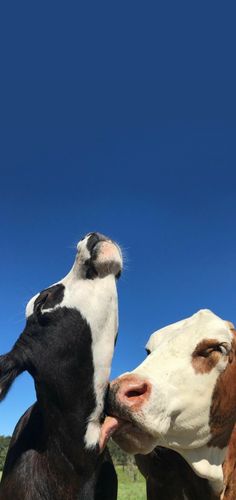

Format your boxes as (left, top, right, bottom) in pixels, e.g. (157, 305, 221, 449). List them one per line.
(111, 374, 151, 408)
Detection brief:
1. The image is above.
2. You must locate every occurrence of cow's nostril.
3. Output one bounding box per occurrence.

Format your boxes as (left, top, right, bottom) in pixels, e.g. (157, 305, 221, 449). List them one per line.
(87, 233, 100, 252)
(124, 383, 148, 400)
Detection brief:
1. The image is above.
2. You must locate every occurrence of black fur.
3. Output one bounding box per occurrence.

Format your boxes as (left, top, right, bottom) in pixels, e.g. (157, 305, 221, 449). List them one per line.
(0, 301, 117, 499)
(86, 233, 106, 253)
(136, 448, 214, 500)
(0, 354, 23, 402)
(34, 283, 65, 312)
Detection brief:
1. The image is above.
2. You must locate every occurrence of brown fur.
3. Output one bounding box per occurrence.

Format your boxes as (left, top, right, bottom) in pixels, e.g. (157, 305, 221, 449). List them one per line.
(209, 335, 236, 448)
(192, 339, 225, 374)
(223, 425, 236, 499)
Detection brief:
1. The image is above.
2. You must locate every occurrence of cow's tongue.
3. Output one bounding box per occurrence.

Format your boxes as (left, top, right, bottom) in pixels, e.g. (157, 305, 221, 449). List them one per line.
(99, 416, 123, 453)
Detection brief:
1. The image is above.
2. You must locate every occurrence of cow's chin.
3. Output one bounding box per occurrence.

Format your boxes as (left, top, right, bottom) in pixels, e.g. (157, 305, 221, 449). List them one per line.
(112, 421, 156, 455)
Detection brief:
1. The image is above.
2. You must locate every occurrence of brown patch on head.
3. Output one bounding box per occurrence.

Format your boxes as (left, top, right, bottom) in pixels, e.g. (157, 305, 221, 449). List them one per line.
(192, 339, 227, 374)
(209, 334, 236, 449)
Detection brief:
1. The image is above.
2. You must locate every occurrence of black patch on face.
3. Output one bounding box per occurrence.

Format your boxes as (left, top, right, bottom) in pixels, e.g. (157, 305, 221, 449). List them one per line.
(87, 233, 100, 253)
(33, 284, 65, 313)
(85, 233, 122, 280)
(85, 259, 99, 280)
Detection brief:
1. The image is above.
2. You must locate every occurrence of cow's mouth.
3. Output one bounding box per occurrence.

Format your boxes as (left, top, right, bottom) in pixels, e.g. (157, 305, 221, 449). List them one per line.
(102, 386, 158, 454)
(93, 240, 122, 279)
(99, 414, 156, 454)
(83, 235, 122, 280)
(99, 416, 125, 452)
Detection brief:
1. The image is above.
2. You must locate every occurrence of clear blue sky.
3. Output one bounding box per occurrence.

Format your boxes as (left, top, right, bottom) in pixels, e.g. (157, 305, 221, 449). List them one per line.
(1, 1, 236, 435)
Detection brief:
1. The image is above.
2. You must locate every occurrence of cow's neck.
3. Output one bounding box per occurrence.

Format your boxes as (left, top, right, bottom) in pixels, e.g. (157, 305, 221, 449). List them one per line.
(138, 426, 236, 500)
(136, 447, 222, 500)
(35, 383, 100, 474)
(11, 402, 109, 500)
(179, 445, 225, 497)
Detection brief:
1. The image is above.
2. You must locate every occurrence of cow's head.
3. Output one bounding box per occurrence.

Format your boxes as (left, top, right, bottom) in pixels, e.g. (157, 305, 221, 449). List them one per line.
(105, 310, 236, 493)
(0, 232, 123, 449)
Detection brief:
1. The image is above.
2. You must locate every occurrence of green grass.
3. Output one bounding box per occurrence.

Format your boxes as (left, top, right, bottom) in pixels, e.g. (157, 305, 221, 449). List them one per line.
(116, 465, 146, 500)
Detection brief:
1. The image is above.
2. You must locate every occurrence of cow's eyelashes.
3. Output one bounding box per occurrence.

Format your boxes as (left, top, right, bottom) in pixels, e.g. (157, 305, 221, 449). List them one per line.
(201, 343, 229, 357)
(214, 344, 228, 356)
(145, 348, 151, 357)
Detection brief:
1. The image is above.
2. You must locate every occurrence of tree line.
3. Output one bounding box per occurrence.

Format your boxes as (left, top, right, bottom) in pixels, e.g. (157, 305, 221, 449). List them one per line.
(0, 435, 133, 471)
(0, 436, 11, 471)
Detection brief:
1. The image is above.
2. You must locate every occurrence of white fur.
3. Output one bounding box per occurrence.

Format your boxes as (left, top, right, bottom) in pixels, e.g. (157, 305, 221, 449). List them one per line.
(180, 446, 227, 494)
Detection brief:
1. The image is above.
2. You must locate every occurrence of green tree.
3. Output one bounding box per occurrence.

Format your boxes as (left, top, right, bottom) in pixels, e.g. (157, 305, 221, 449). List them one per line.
(0, 435, 11, 471)
(108, 440, 135, 470)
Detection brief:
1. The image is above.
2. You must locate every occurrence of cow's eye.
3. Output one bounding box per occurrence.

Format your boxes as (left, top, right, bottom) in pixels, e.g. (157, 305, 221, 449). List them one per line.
(205, 343, 229, 356)
(145, 348, 151, 357)
(216, 344, 228, 356)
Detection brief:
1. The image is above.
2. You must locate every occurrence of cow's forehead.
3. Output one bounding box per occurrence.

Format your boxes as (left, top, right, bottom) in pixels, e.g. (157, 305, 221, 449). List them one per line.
(146, 309, 232, 353)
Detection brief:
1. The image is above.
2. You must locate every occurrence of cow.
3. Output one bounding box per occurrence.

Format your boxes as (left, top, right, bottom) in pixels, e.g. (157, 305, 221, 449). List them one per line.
(0, 232, 123, 500)
(103, 309, 236, 499)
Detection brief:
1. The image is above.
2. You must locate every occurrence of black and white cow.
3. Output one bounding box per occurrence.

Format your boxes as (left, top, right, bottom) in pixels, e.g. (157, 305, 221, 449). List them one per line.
(0, 232, 123, 500)
(105, 310, 236, 500)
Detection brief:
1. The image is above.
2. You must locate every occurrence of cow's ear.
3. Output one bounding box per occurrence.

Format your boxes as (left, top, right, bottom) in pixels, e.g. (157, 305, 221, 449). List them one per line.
(34, 290, 50, 320)
(34, 284, 65, 318)
(0, 352, 24, 402)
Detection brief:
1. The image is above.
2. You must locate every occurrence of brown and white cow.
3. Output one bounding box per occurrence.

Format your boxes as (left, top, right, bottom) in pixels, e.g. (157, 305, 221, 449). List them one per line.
(103, 310, 236, 499)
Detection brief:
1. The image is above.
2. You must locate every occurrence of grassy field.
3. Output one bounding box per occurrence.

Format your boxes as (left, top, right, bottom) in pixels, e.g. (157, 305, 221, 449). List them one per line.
(0, 467, 145, 499)
(116, 465, 146, 500)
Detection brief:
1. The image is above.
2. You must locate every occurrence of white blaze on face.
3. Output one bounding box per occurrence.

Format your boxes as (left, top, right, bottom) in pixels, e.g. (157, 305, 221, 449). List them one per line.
(25, 233, 123, 450)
